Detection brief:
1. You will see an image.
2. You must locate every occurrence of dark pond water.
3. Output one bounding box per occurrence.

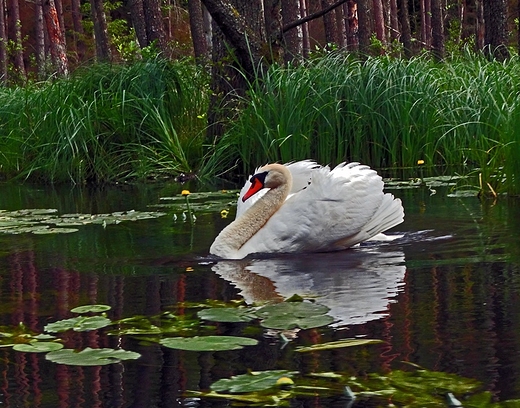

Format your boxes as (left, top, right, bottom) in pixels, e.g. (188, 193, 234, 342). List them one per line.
(0, 179, 519, 407)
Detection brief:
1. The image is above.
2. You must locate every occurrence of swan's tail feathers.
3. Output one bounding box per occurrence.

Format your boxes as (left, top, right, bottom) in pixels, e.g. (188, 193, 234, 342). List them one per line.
(334, 193, 404, 249)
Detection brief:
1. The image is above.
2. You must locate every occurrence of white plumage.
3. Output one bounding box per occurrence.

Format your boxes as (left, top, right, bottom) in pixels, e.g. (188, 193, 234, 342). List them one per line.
(210, 160, 404, 259)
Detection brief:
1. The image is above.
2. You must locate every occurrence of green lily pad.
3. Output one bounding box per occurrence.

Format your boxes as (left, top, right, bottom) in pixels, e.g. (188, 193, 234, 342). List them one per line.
(256, 302, 334, 330)
(44, 316, 112, 333)
(71, 304, 112, 314)
(13, 341, 64, 353)
(46, 347, 141, 366)
(160, 336, 258, 351)
(211, 370, 298, 393)
(296, 339, 384, 353)
(197, 307, 256, 323)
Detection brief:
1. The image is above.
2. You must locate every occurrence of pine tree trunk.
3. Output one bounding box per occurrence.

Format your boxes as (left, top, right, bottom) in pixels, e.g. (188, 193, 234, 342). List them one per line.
(322, 0, 338, 45)
(143, 0, 170, 57)
(128, 0, 148, 48)
(90, 0, 112, 61)
(372, 0, 386, 46)
(345, 0, 358, 50)
(188, 0, 209, 62)
(43, 0, 69, 76)
(282, 0, 303, 61)
(357, 0, 372, 54)
(483, 0, 509, 60)
(430, 0, 444, 59)
(8, 0, 26, 80)
(35, 0, 46, 78)
(71, 0, 86, 63)
(0, 0, 7, 82)
(397, 0, 412, 57)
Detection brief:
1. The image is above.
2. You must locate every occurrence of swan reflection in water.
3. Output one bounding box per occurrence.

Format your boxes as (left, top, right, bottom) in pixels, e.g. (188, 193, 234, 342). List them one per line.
(212, 245, 406, 326)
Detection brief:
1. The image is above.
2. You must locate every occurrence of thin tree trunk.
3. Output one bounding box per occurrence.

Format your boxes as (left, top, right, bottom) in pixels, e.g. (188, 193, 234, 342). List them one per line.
(43, 0, 69, 76)
(357, 0, 372, 54)
(90, 0, 112, 61)
(188, 0, 209, 62)
(421, 0, 431, 48)
(430, 0, 444, 59)
(143, 0, 170, 57)
(35, 0, 46, 78)
(71, 0, 86, 62)
(8, 0, 26, 80)
(282, 0, 303, 62)
(128, 0, 148, 48)
(0, 0, 6, 82)
(322, 0, 338, 45)
(389, 0, 398, 42)
(372, 0, 386, 46)
(345, 0, 358, 50)
(397, 0, 412, 57)
(300, 0, 310, 57)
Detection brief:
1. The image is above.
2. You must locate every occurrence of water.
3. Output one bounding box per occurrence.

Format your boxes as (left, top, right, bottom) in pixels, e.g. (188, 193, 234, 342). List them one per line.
(0, 181, 519, 406)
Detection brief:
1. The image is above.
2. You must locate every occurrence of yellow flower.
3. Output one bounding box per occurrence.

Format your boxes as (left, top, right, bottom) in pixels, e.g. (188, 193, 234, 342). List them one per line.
(220, 209, 229, 218)
(181, 190, 191, 196)
(186, 267, 194, 272)
(417, 159, 425, 165)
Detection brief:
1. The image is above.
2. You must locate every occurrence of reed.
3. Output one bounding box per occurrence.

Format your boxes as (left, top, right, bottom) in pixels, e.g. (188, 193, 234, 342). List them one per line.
(217, 52, 520, 195)
(0, 59, 209, 183)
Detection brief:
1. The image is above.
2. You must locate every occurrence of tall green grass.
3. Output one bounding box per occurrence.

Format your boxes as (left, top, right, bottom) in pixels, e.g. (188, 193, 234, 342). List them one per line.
(0, 58, 210, 183)
(219, 52, 520, 195)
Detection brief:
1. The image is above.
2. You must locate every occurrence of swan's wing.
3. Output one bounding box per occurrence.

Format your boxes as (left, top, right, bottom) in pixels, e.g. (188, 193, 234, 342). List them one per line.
(236, 160, 322, 218)
(237, 162, 403, 257)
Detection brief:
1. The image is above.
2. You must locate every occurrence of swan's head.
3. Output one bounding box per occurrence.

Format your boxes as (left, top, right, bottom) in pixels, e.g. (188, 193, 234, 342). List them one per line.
(242, 164, 291, 202)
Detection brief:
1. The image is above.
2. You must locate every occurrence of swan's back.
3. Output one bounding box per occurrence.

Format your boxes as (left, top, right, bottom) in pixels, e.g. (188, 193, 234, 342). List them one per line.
(235, 162, 403, 258)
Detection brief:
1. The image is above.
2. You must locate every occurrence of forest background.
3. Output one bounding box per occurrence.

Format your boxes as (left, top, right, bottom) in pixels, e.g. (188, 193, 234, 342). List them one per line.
(0, 0, 519, 196)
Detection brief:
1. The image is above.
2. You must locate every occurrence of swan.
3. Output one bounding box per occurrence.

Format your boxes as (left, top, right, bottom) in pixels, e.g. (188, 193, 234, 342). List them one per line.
(210, 160, 404, 259)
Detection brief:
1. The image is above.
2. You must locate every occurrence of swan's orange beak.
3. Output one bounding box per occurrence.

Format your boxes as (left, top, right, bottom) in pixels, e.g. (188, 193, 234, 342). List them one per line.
(242, 176, 265, 202)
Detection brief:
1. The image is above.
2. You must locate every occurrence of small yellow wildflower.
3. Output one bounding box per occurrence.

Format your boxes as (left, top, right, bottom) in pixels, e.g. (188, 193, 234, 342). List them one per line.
(417, 159, 425, 165)
(220, 209, 229, 219)
(186, 267, 194, 272)
(181, 190, 191, 196)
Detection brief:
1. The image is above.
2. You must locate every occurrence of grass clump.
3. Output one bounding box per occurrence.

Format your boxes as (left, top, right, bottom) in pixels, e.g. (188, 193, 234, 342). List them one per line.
(218, 52, 520, 195)
(0, 58, 210, 184)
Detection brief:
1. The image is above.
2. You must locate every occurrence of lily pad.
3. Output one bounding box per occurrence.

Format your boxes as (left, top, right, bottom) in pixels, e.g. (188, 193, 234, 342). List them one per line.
(296, 339, 384, 353)
(160, 336, 258, 351)
(13, 341, 64, 353)
(211, 370, 298, 393)
(256, 302, 334, 330)
(44, 316, 112, 333)
(46, 347, 141, 366)
(71, 304, 112, 314)
(197, 307, 256, 323)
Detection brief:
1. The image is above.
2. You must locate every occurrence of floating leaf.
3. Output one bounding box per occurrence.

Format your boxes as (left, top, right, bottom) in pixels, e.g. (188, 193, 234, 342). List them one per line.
(44, 316, 112, 333)
(46, 347, 141, 366)
(160, 336, 258, 351)
(71, 304, 112, 314)
(197, 307, 256, 323)
(13, 341, 64, 353)
(256, 302, 334, 330)
(32, 228, 79, 234)
(296, 339, 384, 353)
(211, 370, 299, 393)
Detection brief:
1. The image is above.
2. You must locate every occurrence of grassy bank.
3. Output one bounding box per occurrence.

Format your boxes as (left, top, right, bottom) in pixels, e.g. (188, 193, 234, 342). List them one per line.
(1, 54, 519, 195)
(0, 59, 209, 183)
(220, 52, 520, 196)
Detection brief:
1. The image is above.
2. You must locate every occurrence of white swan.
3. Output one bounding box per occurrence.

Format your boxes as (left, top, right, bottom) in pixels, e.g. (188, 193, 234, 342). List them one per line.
(210, 160, 404, 259)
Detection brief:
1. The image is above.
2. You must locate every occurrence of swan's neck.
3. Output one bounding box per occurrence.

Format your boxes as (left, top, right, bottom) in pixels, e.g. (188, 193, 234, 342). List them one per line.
(211, 181, 291, 258)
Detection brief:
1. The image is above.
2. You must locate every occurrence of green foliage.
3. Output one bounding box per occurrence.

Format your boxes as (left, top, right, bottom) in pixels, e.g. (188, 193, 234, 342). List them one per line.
(211, 370, 298, 393)
(217, 52, 520, 195)
(160, 335, 258, 351)
(0, 59, 210, 183)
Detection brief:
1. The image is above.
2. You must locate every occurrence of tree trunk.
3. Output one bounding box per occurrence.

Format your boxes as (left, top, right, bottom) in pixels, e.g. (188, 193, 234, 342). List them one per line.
(322, 0, 338, 45)
(143, 0, 170, 57)
(35, 0, 46, 78)
(389, 0, 398, 42)
(127, 0, 148, 48)
(421, 0, 431, 48)
(397, 0, 412, 57)
(0, 0, 7, 82)
(372, 0, 386, 46)
(430, 0, 444, 59)
(90, 0, 112, 61)
(483, 0, 509, 60)
(8, 0, 26, 80)
(357, 0, 372, 54)
(71, 0, 86, 63)
(345, 0, 358, 50)
(300, 0, 310, 57)
(43, 0, 69, 76)
(282, 0, 303, 61)
(188, 0, 209, 62)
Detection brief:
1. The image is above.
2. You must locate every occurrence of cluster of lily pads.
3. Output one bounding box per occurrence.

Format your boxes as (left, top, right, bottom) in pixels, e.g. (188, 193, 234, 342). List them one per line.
(0, 208, 167, 235)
